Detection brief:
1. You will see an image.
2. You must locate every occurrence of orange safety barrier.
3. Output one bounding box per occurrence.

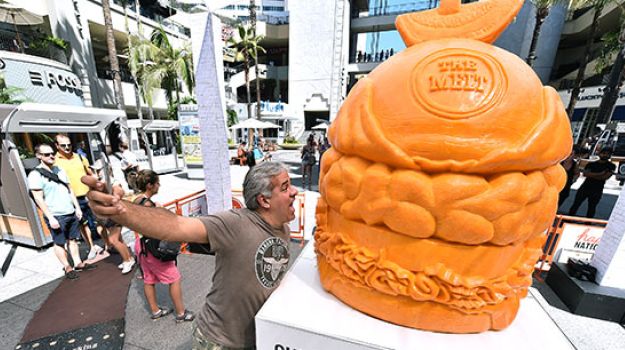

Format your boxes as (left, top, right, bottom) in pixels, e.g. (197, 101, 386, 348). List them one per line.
(534, 214, 607, 279)
(163, 190, 206, 215)
(163, 190, 309, 252)
(289, 193, 307, 246)
(163, 190, 205, 255)
(232, 197, 244, 209)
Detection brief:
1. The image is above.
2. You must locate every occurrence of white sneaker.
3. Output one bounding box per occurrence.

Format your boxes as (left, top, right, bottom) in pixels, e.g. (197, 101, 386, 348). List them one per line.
(118, 257, 134, 270)
(87, 248, 97, 260)
(121, 259, 136, 274)
(93, 245, 104, 254)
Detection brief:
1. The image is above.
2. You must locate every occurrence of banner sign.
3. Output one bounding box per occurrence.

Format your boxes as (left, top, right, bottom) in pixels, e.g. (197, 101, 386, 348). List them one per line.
(180, 195, 208, 218)
(178, 104, 202, 166)
(556, 223, 605, 263)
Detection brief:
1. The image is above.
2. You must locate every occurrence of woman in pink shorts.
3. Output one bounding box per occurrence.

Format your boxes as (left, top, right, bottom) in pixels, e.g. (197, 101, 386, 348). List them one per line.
(133, 170, 195, 322)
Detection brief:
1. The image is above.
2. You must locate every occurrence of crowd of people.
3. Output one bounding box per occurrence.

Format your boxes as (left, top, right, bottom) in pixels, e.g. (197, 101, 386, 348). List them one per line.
(82, 161, 298, 348)
(300, 132, 331, 190)
(25, 133, 307, 348)
(234, 139, 273, 168)
(353, 48, 395, 63)
(233, 132, 332, 191)
(558, 145, 615, 219)
(26, 134, 191, 319)
(23, 125, 622, 348)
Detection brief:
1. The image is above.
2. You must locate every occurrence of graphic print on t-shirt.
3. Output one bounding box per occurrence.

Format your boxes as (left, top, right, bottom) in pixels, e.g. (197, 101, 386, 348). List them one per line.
(254, 237, 289, 288)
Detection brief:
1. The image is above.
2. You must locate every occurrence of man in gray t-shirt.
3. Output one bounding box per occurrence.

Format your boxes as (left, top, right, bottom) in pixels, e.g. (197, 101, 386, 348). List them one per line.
(82, 162, 298, 349)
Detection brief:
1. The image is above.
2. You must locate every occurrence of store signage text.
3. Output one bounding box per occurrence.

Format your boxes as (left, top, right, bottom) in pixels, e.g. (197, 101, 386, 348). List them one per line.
(573, 228, 602, 251)
(29, 69, 83, 97)
(555, 224, 605, 264)
(579, 91, 625, 102)
(260, 101, 285, 113)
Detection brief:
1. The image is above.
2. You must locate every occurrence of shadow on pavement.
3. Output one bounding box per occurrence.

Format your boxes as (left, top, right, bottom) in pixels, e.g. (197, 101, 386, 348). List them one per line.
(557, 190, 618, 221)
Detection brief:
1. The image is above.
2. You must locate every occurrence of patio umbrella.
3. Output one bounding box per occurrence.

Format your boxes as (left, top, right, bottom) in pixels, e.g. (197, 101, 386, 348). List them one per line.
(0, 3, 43, 53)
(230, 118, 281, 130)
(312, 122, 330, 130)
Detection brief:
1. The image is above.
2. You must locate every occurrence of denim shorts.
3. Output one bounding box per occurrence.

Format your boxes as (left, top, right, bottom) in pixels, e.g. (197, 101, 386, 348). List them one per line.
(44, 213, 81, 246)
(77, 196, 98, 234)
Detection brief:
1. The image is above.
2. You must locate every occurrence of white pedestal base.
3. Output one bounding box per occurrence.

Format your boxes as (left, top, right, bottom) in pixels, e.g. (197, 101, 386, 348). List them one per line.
(256, 243, 574, 350)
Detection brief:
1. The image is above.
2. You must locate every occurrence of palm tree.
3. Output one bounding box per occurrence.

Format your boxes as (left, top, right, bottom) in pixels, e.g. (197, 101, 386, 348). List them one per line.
(527, 0, 566, 67)
(128, 33, 156, 120)
(249, 0, 262, 122)
(596, 13, 625, 125)
(149, 27, 195, 106)
(128, 27, 194, 120)
(227, 24, 265, 144)
(0, 73, 27, 104)
(101, 0, 126, 112)
(566, 0, 614, 118)
(120, 0, 144, 125)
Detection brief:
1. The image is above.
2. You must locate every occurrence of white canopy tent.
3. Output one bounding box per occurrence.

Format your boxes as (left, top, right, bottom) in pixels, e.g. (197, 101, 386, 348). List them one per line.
(312, 123, 330, 130)
(230, 118, 281, 130)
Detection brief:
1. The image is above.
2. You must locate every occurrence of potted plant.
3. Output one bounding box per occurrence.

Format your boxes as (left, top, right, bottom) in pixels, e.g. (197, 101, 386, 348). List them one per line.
(27, 35, 69, 64)
(278, 135, 303, 150)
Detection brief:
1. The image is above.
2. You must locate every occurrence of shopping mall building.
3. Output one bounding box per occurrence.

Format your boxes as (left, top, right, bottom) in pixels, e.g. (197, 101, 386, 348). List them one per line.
(217, 0, 625, 143)
(1, 0, 189, 118)
(1, 0, 624, 143)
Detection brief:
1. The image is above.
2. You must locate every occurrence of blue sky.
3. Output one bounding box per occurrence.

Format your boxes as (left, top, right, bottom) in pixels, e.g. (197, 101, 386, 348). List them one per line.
(364, 0, 436, 53)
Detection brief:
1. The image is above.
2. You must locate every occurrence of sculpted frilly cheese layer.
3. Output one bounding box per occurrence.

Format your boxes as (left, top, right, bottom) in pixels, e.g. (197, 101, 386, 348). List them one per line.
(314, 210, 543, 313)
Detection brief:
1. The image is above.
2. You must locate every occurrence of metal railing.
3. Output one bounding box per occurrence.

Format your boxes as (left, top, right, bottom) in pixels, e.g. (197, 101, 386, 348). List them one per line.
(162, 189, 307, 244)
(351, 0, 439, 18)
(0, 32, 69, 65)
(96, 67, 136, 84)
(534, 214, 608, 278)
(350, 49, 396, 64)
(258, 13, 289, 25)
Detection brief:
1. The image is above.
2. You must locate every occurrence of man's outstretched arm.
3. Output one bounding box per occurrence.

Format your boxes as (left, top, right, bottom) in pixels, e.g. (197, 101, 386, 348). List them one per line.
(81, 175, 208, 244)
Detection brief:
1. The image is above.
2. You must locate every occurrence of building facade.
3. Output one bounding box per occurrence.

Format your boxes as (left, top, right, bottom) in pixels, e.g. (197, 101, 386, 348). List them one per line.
(2, 0, 190, 118)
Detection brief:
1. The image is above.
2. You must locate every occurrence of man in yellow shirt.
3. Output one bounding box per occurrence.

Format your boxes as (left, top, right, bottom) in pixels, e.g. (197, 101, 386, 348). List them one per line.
(54, 134, 102, 259)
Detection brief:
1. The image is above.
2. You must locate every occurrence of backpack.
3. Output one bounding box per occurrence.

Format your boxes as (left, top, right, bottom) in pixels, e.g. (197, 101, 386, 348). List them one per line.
(137, 197, 181, 262)
(34, 168, 71, 193)
(141, 237, 181, 262)
(28, 167, 71, 210)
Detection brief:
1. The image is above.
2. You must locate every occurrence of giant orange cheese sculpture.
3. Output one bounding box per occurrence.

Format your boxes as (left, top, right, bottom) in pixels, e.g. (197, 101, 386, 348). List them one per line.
(314, 0, 573, 333)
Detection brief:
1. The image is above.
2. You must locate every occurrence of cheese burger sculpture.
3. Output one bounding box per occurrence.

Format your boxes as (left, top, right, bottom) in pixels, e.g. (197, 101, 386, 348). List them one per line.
(315, 0, 572, 333)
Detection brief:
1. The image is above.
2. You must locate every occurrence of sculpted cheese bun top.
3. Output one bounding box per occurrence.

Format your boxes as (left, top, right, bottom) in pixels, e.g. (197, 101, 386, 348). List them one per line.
(328, 40, 571, 175)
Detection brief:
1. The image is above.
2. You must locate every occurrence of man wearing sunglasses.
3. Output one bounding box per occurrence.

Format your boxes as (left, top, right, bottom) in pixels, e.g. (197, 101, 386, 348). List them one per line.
(54, 134, 102, 260)
(28, 144, 95, 279)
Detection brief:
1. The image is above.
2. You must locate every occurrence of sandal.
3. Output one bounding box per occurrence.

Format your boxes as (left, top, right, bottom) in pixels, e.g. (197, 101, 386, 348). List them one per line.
(175, 310, 195, 323)
(75, 263, 98, 271)
(64, 268, 79, 280)
(151, 307, 172, 320)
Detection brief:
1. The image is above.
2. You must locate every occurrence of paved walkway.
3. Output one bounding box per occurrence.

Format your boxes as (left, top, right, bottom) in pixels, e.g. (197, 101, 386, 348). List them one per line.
(1, 151, 624, 349)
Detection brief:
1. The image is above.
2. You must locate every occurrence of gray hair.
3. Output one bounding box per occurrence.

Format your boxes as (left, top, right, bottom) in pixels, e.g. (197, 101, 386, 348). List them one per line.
(243, 162, 289, 210)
